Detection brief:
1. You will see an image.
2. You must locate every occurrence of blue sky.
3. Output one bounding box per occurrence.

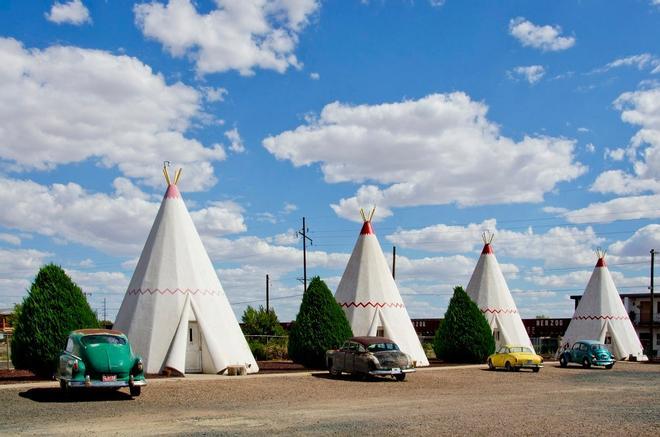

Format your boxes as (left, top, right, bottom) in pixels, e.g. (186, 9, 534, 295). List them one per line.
(0, 0, 659, 322)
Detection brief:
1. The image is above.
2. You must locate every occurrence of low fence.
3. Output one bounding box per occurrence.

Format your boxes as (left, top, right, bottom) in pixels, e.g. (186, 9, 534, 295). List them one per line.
(0, 332, 12, 370)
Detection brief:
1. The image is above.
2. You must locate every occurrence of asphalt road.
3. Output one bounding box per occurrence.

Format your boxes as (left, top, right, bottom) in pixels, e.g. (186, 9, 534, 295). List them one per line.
(0, 362, 658, 436)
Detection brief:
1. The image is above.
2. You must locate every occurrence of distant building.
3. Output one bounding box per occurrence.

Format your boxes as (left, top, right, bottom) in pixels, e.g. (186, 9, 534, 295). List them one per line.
(0, 308, 13, 334)
(571, 292, 659, 358)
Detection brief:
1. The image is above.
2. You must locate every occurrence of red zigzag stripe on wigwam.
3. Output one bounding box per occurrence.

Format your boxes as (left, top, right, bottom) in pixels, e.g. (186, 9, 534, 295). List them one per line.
(340, 302, 405, 309)
(572, 315, 629, 321)
(481, 308, 518, 315)
(127, 288, 223, 296)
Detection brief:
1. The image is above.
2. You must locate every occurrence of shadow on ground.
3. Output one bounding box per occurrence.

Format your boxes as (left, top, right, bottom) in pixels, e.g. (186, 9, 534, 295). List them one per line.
(19, 387, 134, 403)
(312, 372, 403, 383)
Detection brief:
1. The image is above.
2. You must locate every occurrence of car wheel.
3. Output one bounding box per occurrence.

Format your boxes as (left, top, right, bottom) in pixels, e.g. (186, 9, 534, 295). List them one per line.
(605, 364, 614, 369)
(129, 385, 141, 397)
(582, 358, 591, 369)
(559, 355, 568, 368)
(329, 367, 341, 378)
(395, 374, 406, 382)
(532, 367, 540, 373)
(505, 361, 512, 372)
(487, 359, 494, 370)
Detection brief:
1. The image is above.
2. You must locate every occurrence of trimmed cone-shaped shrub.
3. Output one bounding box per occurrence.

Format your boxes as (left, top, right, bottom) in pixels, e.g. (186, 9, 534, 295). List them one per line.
(11, 264, 99, 377)
(433, 286, 495, 363)
(288, 276, 353, 368)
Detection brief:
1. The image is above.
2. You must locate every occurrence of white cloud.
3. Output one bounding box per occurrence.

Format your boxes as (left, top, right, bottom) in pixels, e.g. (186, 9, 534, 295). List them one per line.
(594, 53, 660, 74)
(45, 0, 91, 25)
(134, 0, 319, 76)
(0, 248, 53, 307)
(0, 38, 225, 191)
(608, 224, 660, 257)
(267, 229, 299, 246)
(577, 127, 590, 133)
(590, 86, 660, 196)
(225, 128, 246, 153)
(604, 148, 625, 161)
(263, 92, 586, 221)
(0, 177, 247, 256)
(282, 202, 298, 214)
(509, 65, 545, 84)
(509, 17, 575, 52)
(309, 72, 320, 80)
(591, 170, 660, 195)
(564, 194, 660, 224)
(542, 206, 569, 214)
(585, 143, 596, 153)
(190, 201, 247, 235)
(0, 233, 21, 246)
(387, 219, 602, 267)
(429, 0, 445, 6)
(202, 86, 228, 102)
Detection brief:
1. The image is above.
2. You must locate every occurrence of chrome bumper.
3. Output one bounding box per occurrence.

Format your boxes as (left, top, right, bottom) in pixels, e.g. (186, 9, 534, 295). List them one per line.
(517, 364, 543, 368)
(369, 368, 416, 376)
(67, 379, 147, 388)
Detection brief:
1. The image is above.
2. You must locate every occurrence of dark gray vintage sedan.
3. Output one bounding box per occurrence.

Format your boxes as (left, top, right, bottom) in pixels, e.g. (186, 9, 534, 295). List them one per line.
(326, 336, 416, 381)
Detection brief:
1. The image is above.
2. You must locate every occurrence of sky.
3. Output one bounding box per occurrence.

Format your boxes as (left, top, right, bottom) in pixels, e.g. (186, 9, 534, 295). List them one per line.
(0, 0, 659, 323)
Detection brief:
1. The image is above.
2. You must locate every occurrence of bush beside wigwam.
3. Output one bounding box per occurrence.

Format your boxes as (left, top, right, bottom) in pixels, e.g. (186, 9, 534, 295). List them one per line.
(11, 264, 99, 377)
(241, 305, 288, 360)
(288, 276, 353, 368)
(433, 286, 495, 363)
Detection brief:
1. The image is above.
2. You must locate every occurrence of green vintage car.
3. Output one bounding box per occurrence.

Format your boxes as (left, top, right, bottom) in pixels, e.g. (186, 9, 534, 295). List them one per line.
(56, 329, 146, 396)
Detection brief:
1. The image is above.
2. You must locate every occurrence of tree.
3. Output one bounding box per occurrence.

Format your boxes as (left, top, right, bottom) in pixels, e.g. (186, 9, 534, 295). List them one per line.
(288, 276, 353, 368)
(433, 286, 495, 363)
(241, 305, 287, 360)
(11, 264, 99, 377)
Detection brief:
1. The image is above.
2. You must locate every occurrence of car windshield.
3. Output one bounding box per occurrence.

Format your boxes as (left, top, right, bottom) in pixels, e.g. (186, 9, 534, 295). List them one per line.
(367, 342, 399, 352)
(591, 344, 608, 351)
(509, 347, 533, 353)
(81, 335, 126, 346)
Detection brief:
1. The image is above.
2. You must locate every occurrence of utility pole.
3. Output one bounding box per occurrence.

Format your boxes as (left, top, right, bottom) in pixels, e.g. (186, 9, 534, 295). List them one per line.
(651, 249, 655, 359)
(266, 274, 270, 313)
(297, 217, 313, 292)
(392, 246, 396, 280)
(103, 298, 107, 322)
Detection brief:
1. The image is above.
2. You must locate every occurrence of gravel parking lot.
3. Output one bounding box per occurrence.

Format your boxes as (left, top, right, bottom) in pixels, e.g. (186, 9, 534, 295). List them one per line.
(0, 362, 658, 436)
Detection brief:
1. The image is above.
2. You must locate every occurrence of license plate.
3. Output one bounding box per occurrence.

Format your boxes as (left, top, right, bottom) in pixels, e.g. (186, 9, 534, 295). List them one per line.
(526, 360, 532, 364)
(102, 374, 116, 382)
(391, 368, 401, 374)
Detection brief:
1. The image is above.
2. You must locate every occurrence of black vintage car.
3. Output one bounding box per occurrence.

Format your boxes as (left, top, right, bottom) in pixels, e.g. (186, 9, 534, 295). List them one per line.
(326, 336, 416, 381)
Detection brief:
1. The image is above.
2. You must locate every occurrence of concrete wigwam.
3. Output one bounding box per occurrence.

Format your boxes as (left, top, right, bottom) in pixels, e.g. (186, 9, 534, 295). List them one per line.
(334, 208, 429, 366)
(114, 165, 258, 375)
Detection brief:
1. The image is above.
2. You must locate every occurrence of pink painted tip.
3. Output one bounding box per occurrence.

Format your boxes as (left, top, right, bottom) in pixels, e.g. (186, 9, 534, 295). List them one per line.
(596, 257, 606, 268)
(360, 221, 374, 235)
(165, 184, 180, 199)
(481, 243, 493, 255)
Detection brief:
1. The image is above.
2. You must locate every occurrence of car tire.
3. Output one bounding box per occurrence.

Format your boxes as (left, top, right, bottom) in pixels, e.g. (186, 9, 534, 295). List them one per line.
(532, 367, 540, 373)
(395, 374, 406, 382)
(582, 358, 591, 369)
(505, 361, 512, 372)
(605, 364, 614, 369)
(487, 359, 494, 370)
(129, 385, 141, 397)
(329, 367, 341, 378)
(559, 355, 568, 368)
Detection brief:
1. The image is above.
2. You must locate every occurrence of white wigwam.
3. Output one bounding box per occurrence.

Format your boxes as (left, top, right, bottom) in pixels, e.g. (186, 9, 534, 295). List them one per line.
(114, 165, 258, 375)
(334, 208, 429, 366)
(466, 232, 533, 350)
(560, 250, 647, 361)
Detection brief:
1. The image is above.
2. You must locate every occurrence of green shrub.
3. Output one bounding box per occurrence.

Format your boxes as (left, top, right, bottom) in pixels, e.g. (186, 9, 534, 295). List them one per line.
(433, 286, 495, 363)
(11, 264, 99, 377)
(241, 305, 288, 360)
(288, 276, 353, 368)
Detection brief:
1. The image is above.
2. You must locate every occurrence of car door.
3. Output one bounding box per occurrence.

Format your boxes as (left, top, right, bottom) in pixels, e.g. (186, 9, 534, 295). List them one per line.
(494, 346, 508, 367)
(353, 343, 369, 374)
(332, 342, 349, 371)
(343, 342, 357, 373)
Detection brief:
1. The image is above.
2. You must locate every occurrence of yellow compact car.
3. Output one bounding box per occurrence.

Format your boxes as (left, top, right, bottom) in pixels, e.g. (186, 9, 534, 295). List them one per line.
(487, 345, 543, 372)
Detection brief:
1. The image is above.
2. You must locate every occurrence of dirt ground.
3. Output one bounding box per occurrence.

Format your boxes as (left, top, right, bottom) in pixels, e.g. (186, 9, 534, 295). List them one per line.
(0, 362, 658, 436)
